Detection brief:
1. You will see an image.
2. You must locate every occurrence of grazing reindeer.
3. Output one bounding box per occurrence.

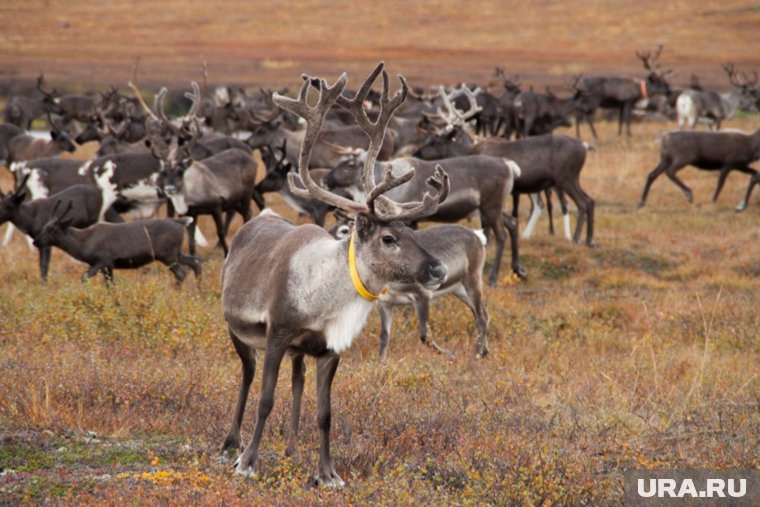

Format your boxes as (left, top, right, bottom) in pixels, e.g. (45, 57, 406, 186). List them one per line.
(639, 129, 760, 207)
(33, 203, 201, 285)
(219, 64, 449, 487)
(7, 115, 77, 164)
(0, 176, 108, 282)
(574, 44, 672, 138)
(330, 217, 488, 359)
(676, 63, 758, 130)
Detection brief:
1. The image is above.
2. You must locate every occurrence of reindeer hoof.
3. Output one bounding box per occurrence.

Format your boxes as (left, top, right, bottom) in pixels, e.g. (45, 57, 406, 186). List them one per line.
(233, 455, 259, 478)
(311, 470, 345, 489)
(513, 266, 527, 280)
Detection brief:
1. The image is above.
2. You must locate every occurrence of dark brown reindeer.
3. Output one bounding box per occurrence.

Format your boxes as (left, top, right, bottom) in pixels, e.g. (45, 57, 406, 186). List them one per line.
(515, 86, 575, 138)
(573, 44, 673, 138)
(219, 64, 449, 487)
(0, 175, 108, 282)
(639, 129, 760, 207)
(33, 202, 201, 286)
(413, 133, 595, 246)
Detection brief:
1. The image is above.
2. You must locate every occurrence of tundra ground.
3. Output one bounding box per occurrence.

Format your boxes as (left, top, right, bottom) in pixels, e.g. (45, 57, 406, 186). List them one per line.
(0, 117, 758, 505)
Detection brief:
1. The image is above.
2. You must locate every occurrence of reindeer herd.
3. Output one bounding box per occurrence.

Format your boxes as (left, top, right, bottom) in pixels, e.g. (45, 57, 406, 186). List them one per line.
(1, 50, 759, 485)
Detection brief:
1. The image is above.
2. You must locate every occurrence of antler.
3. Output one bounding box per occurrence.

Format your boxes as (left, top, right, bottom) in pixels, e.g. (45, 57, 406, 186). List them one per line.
(436, 84, 483, 128)
(274, 63, 448, 221)
(36, 74, 59, 98)
(273, 71, 367, 212)
(127, 57, 160, 122)
(723, 62, 758, 88)
(335, 62, 447, 221)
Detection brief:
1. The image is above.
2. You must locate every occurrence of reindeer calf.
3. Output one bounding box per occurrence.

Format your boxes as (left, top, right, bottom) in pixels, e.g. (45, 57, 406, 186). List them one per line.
(33, 212, 201, 285)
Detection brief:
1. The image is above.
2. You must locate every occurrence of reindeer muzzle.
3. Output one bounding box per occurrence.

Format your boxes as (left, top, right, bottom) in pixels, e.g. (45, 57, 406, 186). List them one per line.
(419, 259, 448, 290)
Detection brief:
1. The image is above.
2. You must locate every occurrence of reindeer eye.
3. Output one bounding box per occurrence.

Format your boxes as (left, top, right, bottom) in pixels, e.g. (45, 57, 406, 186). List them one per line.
(382, 235, 396, 245)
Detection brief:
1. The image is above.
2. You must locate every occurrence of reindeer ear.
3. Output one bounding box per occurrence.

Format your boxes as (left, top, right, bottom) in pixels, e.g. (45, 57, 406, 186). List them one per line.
(355, 212, 375, 242)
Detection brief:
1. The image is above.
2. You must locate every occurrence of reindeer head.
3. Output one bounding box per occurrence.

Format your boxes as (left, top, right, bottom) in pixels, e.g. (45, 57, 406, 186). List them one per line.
(33, 201, 75, 249)
(0, 174, 30, 224)
(273, 63, 449, 291)
(723, 62, 759, 110)
(637, 44, 673, 95)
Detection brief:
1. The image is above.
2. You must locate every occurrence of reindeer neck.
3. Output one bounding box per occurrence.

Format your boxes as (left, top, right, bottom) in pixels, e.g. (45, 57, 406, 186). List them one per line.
(53, 228, 91, 262)
(6, 201, 43, 237)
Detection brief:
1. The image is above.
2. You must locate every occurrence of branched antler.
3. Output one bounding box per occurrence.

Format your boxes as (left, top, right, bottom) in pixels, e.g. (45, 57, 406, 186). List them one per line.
(436, 84, 483, 129)
(273, 72, 367, 212)
(274, 63, 448, 221)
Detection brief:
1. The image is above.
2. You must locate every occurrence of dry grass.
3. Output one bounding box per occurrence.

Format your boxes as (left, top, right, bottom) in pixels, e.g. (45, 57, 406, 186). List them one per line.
(0, 117, 758, 504)
(1, 1, 760, 89)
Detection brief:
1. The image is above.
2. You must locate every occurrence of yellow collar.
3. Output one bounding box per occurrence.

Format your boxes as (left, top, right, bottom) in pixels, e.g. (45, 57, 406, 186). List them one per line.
(348, 229, 387, 302)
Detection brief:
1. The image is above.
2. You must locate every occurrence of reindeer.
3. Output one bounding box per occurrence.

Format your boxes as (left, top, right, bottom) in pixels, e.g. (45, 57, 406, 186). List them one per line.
(515, 86, 575, 138)
(329, 217, 488, 359)
(676, 63, 758, 130)
(153, 138, 259, 256)
(574, 44, 672, 138)
(0, 124, 25, 163)
(255, 141, 340, 226)
(639, 129, 760, 207)
(6, 114, 76, 164)
(413, 133, 595, 246)
(219, 64, 449, 487)
(0, 175, 111, 282)
(324, 150, 524, 284)
(245, 112, 398, 169)
(33, 203, 201, 286)
(3, 75, 64, 130)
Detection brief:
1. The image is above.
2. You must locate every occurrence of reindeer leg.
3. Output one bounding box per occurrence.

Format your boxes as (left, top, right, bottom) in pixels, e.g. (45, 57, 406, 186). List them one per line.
(235, 337, 287, 478)
(81, 262, 106, 283)
(2, 223, 15, 247)
(502, 212, 525, 279)
(664, 164, 694, 203)
(522, 193, 543, 239)
(639, 157, 672, 207)
(453, 284, 489, 358)
(178, 252, 202, 279)
(38, 246, 52, 284)
(587, 116, 598, 140)
(221, 330, 257, 460)
(558, 190, 572, 240)
(286, 354, 305, 458)
(186, 217, 198, 256)
(713, 164, 736, 202)
(377, 302, 394, 360)
(545, 188, 555, 235)
(212, 208, 229, 256)
(487, 218, 507, 287)
(313, 352, 344, 488)
(736, 173, 760, 212)
(414, 295, 453, 357)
